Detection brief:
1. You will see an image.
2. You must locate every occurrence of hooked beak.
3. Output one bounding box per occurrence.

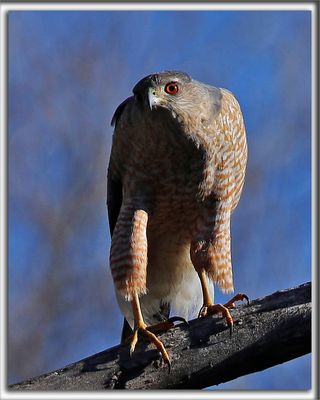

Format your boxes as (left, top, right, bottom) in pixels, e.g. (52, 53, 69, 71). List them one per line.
(148, 87, 161, 110)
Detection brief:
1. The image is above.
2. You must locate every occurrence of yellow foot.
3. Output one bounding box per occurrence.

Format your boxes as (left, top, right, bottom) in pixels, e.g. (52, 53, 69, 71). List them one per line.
(224, 293, 250, 309)
(198, 304, 233, 330)
(128, 317, 187, 372)
(198, 303, 234, 335)
(198, 293, 249, 336)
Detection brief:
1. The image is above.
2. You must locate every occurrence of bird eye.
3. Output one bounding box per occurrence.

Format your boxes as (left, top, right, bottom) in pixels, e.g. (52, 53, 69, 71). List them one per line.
(164, 82, 179, 95)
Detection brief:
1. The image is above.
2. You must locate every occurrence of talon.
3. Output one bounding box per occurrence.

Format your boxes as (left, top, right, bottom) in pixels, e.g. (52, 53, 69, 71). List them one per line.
(167, 359, 171, 374)
(229, 321, 233, 337)
(224, 292, 250, 309)
(129, 329, 139, 357)
(198, 303, 234, 335)
(197, 271, 241, 337)
(198, 304, 208, 318)
(129, 294, 173, 370)
(143, 328, 171, 368)
(159, 353, 171, 373)
(236, 293, 250, 305)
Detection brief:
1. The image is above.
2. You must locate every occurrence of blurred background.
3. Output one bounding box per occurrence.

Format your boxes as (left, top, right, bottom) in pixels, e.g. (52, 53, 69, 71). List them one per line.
(8, 10, 311, 389)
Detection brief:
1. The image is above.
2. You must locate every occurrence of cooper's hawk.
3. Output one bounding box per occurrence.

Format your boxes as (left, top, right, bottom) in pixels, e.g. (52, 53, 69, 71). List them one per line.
(107, 71, 248, 369)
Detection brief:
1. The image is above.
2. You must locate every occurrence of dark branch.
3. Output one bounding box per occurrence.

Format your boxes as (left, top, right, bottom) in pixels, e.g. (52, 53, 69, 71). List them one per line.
(9, 282, 311, 390)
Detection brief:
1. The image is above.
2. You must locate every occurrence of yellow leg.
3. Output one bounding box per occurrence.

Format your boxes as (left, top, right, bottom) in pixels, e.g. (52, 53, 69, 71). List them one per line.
(129, 293, 171, 370)
(197, 269, 248, 335)
(198, 269, 214, 308)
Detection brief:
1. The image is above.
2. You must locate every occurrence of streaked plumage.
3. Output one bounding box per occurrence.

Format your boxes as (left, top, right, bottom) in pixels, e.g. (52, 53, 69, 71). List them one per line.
(107, 70, 247, 339)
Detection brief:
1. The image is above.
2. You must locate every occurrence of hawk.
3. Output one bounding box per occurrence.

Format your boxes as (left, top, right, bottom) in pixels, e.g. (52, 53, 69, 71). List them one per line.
(107, 71, 248, 369)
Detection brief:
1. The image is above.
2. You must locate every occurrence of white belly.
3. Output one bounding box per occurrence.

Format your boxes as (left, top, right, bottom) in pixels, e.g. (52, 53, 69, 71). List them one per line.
(116, 232, 214, 328)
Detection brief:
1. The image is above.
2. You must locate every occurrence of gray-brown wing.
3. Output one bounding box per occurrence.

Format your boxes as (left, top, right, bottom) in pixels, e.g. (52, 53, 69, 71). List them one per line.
(107, 173, 132, 343)
(108, 96, 171, 343)
(108, 97, 131, 235)
(109, 99, 131, 342)
(107, 175, 122, 237)
(111, 96, 132, 128)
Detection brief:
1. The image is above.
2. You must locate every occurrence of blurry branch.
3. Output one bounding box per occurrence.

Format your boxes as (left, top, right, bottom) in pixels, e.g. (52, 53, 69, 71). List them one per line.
(10, 282, 311, 390)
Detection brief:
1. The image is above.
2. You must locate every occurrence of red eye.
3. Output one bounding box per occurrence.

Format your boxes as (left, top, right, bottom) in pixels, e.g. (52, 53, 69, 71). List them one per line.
(164, 82, 179, 95)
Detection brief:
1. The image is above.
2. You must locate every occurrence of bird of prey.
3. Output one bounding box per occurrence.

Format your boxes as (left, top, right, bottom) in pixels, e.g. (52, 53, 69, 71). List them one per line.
(107, 71, 248, 369)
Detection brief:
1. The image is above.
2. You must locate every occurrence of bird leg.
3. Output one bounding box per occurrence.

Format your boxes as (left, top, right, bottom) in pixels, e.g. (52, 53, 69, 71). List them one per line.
(197, 269, 248, 335)
(129, 293, 172, 370)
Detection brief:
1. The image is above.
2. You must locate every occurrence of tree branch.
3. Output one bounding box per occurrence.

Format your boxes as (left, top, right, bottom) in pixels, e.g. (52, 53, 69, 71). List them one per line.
(9, 282, 311, 390)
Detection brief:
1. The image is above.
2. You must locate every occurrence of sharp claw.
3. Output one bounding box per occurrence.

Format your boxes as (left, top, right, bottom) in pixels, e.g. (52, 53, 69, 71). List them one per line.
(198, 305, 205, 318)
(129, 329, 138, 357)
(229, 322, 233, 337)
(167, 359, 171, 374)
(168, 316, 188, 325)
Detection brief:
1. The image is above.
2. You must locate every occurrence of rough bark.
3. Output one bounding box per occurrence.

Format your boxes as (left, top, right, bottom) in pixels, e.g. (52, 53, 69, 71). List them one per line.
(9, 282, 311, 390)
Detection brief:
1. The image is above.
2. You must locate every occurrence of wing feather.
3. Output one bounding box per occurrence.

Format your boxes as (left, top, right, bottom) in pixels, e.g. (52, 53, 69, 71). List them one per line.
(107, 174, 122, 236)
(111, 96, 132, 128)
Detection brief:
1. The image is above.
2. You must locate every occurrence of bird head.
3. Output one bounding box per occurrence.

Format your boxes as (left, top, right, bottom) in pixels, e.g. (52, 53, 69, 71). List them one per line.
(132, 71, 208, 122)
(133, 71, 220, 126)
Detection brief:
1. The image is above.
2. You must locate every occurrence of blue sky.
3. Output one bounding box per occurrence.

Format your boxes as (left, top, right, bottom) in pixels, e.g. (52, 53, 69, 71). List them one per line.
(8, 9, 311, 389)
